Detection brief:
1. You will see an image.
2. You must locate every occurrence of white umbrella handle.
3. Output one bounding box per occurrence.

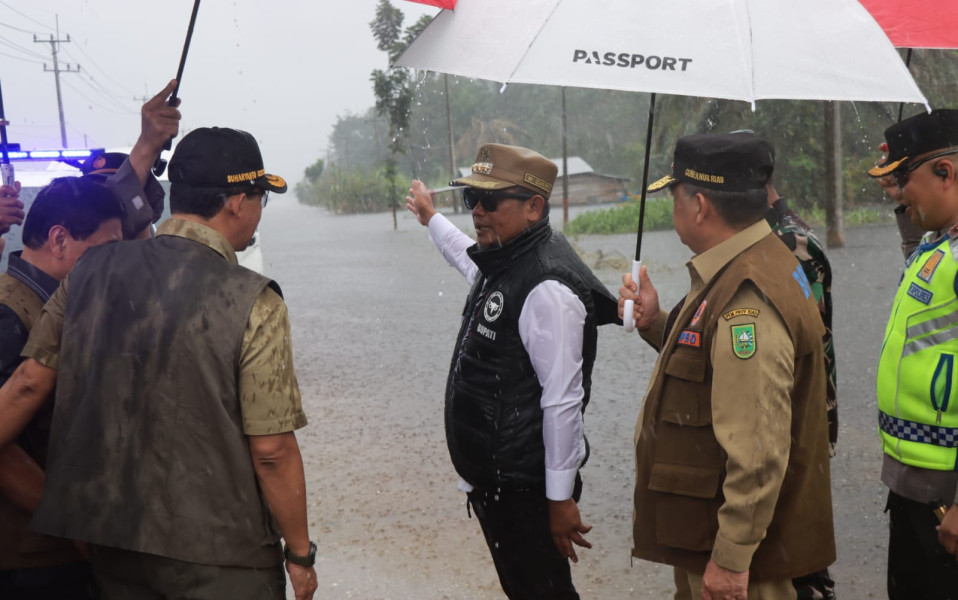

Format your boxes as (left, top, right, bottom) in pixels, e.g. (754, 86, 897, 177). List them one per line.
(622, 259, 642, 332)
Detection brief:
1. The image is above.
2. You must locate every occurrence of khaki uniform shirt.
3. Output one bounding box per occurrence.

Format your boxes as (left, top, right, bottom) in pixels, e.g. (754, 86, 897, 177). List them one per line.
(638, 220, 796, 572)
(24, 218, 306, 436)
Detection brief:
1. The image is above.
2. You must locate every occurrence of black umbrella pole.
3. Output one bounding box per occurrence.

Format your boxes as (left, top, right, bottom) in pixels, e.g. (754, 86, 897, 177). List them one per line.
(897, 48, 913, 123)
(624, 93, 656, 331)
(634, 93, 656, 261)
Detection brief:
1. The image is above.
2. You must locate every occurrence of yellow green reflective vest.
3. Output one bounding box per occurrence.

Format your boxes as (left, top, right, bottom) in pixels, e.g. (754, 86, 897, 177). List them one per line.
(878, 234, 958, 471)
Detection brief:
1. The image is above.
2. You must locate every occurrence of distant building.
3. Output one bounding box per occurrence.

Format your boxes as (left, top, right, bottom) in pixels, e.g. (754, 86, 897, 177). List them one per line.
(459, 156, 629, 205)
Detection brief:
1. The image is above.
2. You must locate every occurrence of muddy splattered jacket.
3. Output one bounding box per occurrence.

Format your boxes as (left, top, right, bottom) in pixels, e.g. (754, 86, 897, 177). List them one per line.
(766, 197, 838, 449)
(24, 220, 301, 568)
(633, 225, 834, 580)
(445, 218, 611, 491)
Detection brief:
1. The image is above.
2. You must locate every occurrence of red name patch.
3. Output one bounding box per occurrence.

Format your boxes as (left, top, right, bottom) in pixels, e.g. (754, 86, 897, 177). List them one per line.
(677, 330, 701, 347)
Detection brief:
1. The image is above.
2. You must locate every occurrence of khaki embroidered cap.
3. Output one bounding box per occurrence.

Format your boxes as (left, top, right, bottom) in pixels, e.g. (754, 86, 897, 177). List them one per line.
(451, 143, 557, 198)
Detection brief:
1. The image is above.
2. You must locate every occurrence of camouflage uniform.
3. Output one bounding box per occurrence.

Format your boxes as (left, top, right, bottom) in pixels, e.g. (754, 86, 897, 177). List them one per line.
(767, 197, 837, 600)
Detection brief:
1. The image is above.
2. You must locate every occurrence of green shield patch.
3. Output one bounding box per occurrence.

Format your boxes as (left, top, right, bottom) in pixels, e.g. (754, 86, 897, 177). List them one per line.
(731, 323, 756, 359)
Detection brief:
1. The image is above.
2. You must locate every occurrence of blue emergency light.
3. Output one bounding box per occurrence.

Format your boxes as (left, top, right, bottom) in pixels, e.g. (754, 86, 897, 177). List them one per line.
(4, 148, 104, 161)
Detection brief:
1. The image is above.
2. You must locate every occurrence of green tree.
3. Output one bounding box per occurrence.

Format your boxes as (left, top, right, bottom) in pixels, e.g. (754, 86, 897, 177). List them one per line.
(370, 0, 417, 230)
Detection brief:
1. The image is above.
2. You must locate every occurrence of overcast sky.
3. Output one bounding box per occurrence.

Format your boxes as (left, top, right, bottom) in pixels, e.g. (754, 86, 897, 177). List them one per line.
(1, 0, 439, 185)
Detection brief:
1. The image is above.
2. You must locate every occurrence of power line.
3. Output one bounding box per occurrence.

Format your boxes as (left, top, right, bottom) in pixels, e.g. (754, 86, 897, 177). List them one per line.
(62, 79, 135, 116)
(0, 1, 55, 33)
(74, 72, 137, 113)
(0, 49, 42, 64)
(0, 21, 43, 36)
(63, 42, 137, 98)
(0, 34, 47, 60)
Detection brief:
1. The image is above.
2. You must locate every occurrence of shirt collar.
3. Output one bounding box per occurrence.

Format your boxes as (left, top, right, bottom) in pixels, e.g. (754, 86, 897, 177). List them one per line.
(688, 219, 772, 286)
(156, 218, 238, 265)
(5, 251, 60, 302)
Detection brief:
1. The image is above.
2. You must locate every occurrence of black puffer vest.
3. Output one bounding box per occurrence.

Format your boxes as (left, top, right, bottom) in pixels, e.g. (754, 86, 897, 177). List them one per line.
(445, 218, 608, 491)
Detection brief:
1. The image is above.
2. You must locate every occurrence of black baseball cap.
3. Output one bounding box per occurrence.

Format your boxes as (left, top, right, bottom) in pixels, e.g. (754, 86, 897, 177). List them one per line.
(648, 132, 774, 194)
(79, 151, 128, 179)
(169, 127, 287, 193)
(868, 109, 958, 177)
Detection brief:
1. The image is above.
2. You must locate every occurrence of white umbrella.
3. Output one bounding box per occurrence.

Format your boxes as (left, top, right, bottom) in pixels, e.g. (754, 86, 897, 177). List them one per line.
(397, 0, 929, 329)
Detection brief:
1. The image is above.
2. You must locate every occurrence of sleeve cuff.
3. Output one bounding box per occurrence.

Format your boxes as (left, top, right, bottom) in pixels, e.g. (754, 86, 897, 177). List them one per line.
(426, 212, 453, 242)
(243, 411, 308, 436)
(20, 343, 59, 371)
(545, 466, 579, 501)
(711, 530, 760, 573)
(638, 309, 668, 350)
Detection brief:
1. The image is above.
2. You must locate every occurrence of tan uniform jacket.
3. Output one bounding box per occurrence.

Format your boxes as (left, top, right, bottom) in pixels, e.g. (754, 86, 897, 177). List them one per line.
(632, 221, 835, 580)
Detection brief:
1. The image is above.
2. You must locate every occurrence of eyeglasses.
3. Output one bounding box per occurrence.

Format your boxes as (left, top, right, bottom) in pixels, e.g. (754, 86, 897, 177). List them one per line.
(893, 149, 958, 189)
(246, 188, 269, 208)
(461, 187, 537, 212)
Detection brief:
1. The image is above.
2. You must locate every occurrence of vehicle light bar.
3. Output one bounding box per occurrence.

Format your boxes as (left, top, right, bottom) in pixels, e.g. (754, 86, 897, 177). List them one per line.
(5, 148, 104, 161)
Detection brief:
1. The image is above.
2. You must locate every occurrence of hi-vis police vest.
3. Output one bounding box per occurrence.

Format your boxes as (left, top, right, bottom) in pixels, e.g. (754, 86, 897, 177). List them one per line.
(878, 234, 958, 471)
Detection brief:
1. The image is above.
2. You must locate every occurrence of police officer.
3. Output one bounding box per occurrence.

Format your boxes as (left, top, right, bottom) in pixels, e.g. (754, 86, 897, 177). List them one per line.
(405, 143, 617, 599)
(867, 109, 958, 600)
(620, 132, 835, 600)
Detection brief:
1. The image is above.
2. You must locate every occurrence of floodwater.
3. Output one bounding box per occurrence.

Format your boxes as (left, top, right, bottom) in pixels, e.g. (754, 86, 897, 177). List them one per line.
(260, 199, 903, 599)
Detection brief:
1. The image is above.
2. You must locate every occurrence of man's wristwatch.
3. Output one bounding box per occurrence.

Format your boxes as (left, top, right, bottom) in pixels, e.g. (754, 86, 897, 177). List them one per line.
(283, 541, 317, 567)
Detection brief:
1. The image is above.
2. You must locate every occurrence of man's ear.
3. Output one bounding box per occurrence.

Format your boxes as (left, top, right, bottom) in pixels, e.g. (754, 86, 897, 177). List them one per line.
(693, 193, 708, 223)
(526, 194, 545, 220)
(48, 225, 69, 259)
(222, 192, 245, 217)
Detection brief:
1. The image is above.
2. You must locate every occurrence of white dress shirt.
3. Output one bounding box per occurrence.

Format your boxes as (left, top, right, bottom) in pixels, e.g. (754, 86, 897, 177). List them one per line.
(428, 213, 587, 501)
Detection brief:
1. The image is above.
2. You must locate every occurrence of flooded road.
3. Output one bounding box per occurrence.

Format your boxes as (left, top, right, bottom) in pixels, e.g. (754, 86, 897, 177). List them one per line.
(260, 199, 902, 599)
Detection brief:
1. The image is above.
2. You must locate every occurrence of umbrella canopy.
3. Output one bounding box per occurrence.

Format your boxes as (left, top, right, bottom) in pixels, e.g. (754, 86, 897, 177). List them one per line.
(405, 0, 457, 9)
(396, 0, 928, 107)
(859, 0, 958, 49)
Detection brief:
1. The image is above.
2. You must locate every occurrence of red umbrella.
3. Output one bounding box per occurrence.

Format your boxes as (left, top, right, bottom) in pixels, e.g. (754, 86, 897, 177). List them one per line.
(859, 0, 958, 48)
(405, 0, 457, 9)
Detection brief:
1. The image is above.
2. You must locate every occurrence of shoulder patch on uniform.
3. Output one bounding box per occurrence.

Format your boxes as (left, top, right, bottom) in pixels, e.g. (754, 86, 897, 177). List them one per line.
(731, 323, 756, 359)
(792, 265, 811, 299)
(722, 307, 760, 321)
(918, 249, 945, 283)
(906, 282, 933, 305)
(677, 329, 701, 347)
(690, 300, 707, 326)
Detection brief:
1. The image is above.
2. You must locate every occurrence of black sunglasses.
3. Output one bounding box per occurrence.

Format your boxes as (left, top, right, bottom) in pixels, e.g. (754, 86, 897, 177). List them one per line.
(894, 149, 958, 188)
(462, 187, 538, 212)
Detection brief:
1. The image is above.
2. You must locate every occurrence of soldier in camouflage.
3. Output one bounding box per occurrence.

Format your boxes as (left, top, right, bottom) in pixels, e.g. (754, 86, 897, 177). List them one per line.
(764, 174, 838, 600)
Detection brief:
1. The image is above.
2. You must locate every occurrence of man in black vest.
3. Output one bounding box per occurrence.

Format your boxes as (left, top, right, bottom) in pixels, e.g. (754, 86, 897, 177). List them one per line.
(0, 127, 317, 600)
(405, 143, 617, 600)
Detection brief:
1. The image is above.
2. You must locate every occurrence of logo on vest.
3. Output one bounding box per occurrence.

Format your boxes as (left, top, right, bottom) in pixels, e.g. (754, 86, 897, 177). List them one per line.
(919, 249, 945, 283)
(484, 291, 504, 323)
(907, 282, 934, 305)
(731, 323, 756, 359)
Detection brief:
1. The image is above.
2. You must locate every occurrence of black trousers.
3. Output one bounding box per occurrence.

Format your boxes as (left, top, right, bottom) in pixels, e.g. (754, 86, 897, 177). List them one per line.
(886, 490, 958, 600)
(467, 488, 579, 600)
(0, 561, 99, 600)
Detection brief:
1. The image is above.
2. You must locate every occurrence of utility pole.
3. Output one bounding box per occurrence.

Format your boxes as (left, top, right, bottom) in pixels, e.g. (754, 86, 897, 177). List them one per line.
(34, 15, 79, 148)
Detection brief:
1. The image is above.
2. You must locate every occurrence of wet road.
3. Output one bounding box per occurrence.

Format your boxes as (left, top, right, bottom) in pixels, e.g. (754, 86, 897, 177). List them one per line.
(260, 199, 903, 599)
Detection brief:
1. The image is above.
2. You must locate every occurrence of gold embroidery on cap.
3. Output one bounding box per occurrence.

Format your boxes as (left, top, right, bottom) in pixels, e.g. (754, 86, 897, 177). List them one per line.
(463, 179, 499, 189)
(226, 169, 265, 183)
(684, 168, 724, 185)
(473, 162, 493, 175)
(524, 173, 552, 193)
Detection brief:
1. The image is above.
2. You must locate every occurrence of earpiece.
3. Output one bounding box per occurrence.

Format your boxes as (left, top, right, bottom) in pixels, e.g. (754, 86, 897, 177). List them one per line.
(934, 166, 948, 179)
